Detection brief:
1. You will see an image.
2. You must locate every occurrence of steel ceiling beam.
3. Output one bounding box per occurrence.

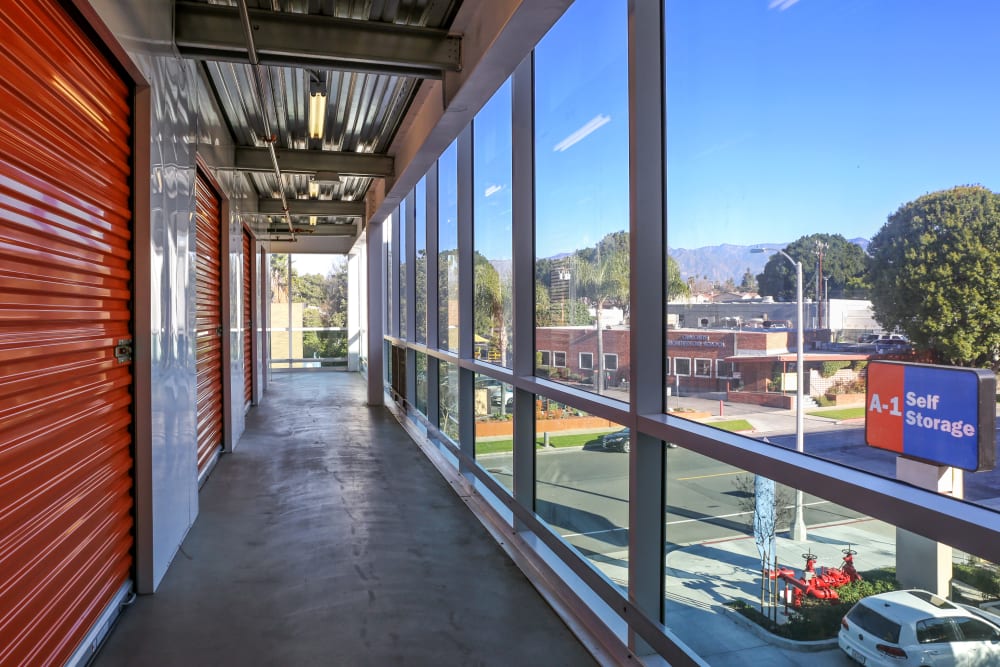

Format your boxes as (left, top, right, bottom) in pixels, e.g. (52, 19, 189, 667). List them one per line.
(266, 224, 358, 237)
(257, 199, 366, 216)
(235, 147, 394, 178)
(175, 2, 461, 78)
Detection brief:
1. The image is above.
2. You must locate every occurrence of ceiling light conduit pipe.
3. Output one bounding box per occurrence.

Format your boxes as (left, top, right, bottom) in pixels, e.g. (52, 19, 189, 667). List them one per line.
(237, 0, 294, 236)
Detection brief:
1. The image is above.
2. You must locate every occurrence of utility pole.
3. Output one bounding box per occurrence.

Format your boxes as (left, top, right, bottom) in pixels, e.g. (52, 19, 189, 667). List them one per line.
(814, 240, 827, 329)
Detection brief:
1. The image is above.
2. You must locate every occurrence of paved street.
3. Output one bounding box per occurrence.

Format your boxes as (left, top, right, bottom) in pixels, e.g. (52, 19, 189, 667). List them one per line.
(475, 397, 1000, 665)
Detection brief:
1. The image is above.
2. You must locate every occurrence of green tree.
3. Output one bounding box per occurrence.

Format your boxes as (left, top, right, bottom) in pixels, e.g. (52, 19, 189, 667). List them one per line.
(869, 186, 1000, 370)
(269, 254, 290, 303)
(575, 232, 629, 394)
(756, 234, 869, 302)
(666, 254, 689, 300)
(438, 249, 459, 348)
(414, 249, 428, 341)
(740, 267, 757, 292)
(473, 252, 511, 365)
(323, 259, 348, 328)
(292, 272, 326, 308)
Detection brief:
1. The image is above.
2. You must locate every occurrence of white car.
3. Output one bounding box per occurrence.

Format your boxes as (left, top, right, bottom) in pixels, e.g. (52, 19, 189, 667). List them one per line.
(839, 589, 1000, 666)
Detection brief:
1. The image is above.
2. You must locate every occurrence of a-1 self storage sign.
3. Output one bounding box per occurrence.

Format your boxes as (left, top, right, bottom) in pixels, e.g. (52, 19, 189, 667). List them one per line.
(866, 360, 995, 472)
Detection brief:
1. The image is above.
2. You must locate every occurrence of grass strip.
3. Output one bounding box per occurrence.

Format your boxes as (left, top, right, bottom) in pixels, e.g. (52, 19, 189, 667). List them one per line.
(476, 429, 620, 455)
(808, 407, 865, 420)
(708, 419, 754, 432)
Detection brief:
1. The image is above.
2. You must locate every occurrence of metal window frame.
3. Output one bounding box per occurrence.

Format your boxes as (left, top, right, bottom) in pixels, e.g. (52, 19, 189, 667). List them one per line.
(426, 163, 441, 428)
(405, 189, 417, 409)
(603, 353, 618, 371)
(457, 124, 475, 470)
(370, 0, 1000, 662)
(511, 53, 536, 524)
(628, 0, 669, 654)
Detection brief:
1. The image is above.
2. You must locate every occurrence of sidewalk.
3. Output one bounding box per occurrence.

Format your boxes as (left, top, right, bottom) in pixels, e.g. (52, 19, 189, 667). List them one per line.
(588, 520, 896, 665)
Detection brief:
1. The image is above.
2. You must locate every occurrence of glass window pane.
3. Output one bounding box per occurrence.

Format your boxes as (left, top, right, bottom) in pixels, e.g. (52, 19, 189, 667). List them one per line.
(415, 178, 427, 344)
(664, 445, 900, 660)
(474, 373, 514, 491)
(385, 214, 394, 336)
(267, 253, 349, 370)
(664, 0, 1000, 502)
(438, 141, 459, 352)
(535, 0, 630, 400)
(416, 352, 427, 415)
(439, 360, 459, 442)
(536, 407, 629, 587)
(268, 253, 291, 370)
(474, 80, 513, 368)
(400, 199, 408, 339)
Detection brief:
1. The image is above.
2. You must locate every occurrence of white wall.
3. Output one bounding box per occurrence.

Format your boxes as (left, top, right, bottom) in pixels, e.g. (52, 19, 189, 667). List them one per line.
(89, 0, 257, 591)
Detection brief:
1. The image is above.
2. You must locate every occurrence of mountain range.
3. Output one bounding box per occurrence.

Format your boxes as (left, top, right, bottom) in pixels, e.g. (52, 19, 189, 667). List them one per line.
(669, 238, 870, 285)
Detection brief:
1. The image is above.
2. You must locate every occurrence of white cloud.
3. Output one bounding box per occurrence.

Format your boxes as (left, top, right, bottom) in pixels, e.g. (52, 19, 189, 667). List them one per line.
(768, 0, 800, 10)
(553, 114, 612, 152)
(484, 184, 503, 197)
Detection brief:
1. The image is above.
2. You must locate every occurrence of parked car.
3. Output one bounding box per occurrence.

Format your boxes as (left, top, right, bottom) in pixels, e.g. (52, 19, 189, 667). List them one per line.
(600, 428, 630, 453)
(839, 589, 1000, 666)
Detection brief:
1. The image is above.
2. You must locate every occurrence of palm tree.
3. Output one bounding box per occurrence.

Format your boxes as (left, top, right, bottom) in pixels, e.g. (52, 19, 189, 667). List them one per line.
(574, 238, 629, 394)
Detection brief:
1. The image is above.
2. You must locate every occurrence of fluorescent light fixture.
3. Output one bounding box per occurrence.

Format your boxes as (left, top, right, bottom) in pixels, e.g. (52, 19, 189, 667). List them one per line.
(308, 181, 320, 198)
(308, 92, 326, 139)
(309, 215, 318, 226)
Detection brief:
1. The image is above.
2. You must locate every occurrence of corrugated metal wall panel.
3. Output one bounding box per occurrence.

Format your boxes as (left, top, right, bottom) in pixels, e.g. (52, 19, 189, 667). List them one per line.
(194, 173, 223, 475)
(0, 1, 134, 665)
(242, 230, 253, 406)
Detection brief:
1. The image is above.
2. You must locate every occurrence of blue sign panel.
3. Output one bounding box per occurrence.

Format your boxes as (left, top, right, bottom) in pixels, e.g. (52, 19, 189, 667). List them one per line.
(866, 361, 995, 472)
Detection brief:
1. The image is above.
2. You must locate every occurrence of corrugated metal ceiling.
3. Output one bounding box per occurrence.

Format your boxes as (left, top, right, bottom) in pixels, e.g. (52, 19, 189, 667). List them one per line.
(187, 0, 461, 240)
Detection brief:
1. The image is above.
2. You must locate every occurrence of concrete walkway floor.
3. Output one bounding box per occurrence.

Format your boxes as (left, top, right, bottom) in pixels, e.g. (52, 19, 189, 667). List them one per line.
(95, 372, 597, 667)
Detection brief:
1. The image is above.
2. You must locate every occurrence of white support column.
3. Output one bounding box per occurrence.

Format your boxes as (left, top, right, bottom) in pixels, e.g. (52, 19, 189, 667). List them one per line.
(896, 458, 963, 596)
(347, 249, 360, 371)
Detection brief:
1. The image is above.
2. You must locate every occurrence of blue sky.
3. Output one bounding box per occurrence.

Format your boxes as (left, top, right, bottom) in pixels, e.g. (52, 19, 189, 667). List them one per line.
(478, 0, 1000, 258)
(666, 0, 1000, 250)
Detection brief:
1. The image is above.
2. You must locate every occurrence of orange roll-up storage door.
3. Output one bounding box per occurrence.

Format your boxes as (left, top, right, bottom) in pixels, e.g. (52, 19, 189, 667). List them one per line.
(0, 2, 134, 665)
(195, 171, 223, 477)
(242, 230, 253, 407)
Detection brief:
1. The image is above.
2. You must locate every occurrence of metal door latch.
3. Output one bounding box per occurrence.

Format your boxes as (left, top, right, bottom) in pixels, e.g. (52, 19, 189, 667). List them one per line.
(115, 338, 133, 364)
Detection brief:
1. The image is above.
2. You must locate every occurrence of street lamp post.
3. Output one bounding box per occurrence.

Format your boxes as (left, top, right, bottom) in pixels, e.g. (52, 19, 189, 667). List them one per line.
(753, 247, 807, 541)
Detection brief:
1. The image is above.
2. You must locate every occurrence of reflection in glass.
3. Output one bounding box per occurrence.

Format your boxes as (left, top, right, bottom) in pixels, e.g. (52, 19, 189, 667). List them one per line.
(439, 360, 459, 442)
(385, 214, 393, 336)
(473, 373, 514, 490)
(415, 352, 427, 416)
(534, 0, 630, 400)
(438, 141, 459, 352)
(399, 198, 408, 339)
(415, 178, 427, 344)
(535, 406, 629, 586)
(474, 80, 513, 368)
